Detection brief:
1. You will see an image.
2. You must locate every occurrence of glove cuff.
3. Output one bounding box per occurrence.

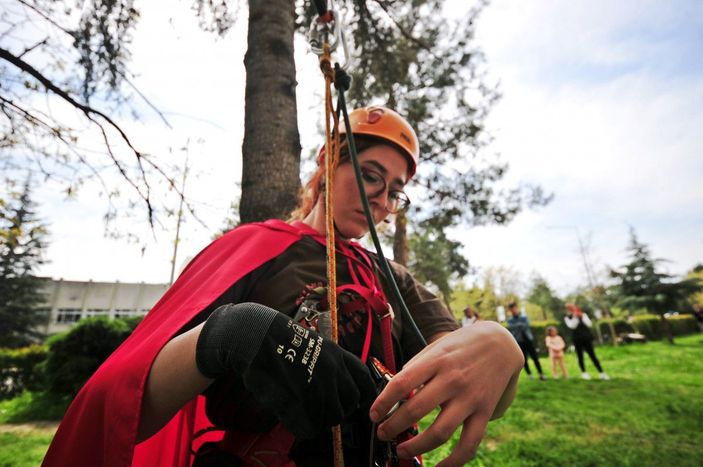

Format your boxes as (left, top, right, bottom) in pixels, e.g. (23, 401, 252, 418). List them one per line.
(195, 302, 279, 378)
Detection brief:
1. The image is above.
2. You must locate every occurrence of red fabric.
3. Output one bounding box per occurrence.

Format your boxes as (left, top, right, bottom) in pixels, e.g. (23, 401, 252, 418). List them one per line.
(42, 220, 308, 467)
(220, 423, 295, 466)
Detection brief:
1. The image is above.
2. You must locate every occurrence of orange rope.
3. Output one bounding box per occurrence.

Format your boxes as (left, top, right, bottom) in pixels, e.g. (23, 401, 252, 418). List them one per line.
(319, 43, 345, 467)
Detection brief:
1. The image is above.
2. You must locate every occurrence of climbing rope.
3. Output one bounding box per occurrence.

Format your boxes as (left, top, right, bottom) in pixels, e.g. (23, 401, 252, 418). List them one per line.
(309, 1, 429, 464)
(317, 13, 345, 466)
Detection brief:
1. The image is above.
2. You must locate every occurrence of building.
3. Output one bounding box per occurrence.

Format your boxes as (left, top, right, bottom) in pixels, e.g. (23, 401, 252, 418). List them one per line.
(41, 279, 169, 335)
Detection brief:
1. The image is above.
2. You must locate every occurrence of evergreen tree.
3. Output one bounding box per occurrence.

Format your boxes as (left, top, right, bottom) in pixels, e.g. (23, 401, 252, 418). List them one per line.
(0, 180, 48, 347)
(526, 275, 565, 321)
(609, 229, 702, 343)
(407, 216, 469, 305)
(318, 0, 551, 264)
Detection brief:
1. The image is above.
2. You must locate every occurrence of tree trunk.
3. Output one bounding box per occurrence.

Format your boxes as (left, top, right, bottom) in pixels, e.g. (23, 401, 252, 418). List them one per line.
(240, 0, 301, 223)
(660, 314, 675, 344)
(393, 211, 409, 266)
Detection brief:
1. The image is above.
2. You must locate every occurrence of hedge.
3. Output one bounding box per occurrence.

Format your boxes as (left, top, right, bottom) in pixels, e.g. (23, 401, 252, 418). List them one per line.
(508, 314, 699, 354)
(42, 317, 133, 397)
(598, 319, 636, 343)
(629, 314, 699, 340)
(0, 345, 48, 400)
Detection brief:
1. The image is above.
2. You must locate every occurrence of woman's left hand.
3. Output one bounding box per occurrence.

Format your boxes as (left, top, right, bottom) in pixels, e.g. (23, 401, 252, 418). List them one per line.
(369, 321, 523, 467)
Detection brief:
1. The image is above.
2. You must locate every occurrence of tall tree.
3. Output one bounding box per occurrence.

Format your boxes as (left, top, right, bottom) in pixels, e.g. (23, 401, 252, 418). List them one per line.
(608, 228, 702, 343)
(526, 275, 565, 321)
(407, 216, 469, 305)
(0, 179, 48, 347)
(450, 279, 500, 322)
(330, 0, 551, 264)
(684, 264, 703, 309)
(239, 0, 302, 222)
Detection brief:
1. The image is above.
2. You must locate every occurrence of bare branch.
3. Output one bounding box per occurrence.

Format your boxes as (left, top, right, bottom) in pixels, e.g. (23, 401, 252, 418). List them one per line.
(16, 0, 74, 37)
(18, 37, 49, 59)
(119, 72, 172, 129)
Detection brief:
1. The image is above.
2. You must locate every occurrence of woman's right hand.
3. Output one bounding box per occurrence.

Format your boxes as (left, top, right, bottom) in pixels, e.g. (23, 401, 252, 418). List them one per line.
(196, 302, 377, 439)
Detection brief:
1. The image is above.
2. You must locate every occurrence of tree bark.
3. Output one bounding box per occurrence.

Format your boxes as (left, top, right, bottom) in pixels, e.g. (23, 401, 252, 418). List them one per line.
(393, 211, 409, 266)
(240, 0, 302, 223)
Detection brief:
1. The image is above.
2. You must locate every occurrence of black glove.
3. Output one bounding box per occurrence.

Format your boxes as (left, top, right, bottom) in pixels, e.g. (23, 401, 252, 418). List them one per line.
(196, 302, 377, 439)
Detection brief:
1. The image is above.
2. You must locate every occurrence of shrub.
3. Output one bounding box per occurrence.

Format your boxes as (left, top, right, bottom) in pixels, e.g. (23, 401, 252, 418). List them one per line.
(0, 345, 47, 400)
(42, 317, 131, 397)
(522, 320, 565, 356)
(629, 314, 699, 340)
(119, 315, 144, 331)
(630, 314, 664, 340)
(667, 314, 699, 336)
(598, 319, 635, 343)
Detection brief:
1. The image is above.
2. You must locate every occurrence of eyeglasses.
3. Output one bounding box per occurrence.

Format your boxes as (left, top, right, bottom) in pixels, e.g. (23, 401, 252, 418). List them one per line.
(360, 167, 410, 214)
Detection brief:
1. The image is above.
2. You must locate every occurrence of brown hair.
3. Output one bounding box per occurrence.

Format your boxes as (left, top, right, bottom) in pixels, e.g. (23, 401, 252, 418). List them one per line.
(289, 136, 382, 221)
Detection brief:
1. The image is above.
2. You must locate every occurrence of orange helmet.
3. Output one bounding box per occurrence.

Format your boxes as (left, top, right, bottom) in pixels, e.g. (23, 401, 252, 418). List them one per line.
(320, 106, 419, 179)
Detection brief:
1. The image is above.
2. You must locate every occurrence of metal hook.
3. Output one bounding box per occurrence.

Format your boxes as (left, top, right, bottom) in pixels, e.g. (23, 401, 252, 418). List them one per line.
(308, 8, 350, 69)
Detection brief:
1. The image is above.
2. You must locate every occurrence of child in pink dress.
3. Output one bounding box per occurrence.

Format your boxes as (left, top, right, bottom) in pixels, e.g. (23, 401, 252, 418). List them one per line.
(545, 326, 569, 379)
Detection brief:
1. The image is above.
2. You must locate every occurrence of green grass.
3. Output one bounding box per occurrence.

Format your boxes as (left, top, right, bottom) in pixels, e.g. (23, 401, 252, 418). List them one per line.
(0, 392, 70, 424)
(0, 428, 57, 467)
(421, 334, 703, 466)
(1, 335, 701, 466)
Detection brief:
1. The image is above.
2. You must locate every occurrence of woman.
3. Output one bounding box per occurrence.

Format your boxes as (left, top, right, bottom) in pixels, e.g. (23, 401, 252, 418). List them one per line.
(461, 306, 480, 327)
(43, 107, 523, 467)
(564, 303, 609, 380)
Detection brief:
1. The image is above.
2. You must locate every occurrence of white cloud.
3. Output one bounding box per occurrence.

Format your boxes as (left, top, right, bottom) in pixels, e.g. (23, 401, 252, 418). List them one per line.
(26, 0, 703, 299)
(455, 0, 703, 294)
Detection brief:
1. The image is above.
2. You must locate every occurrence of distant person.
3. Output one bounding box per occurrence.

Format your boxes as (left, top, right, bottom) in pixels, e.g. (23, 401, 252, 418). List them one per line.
(692, 303, 703, 332)
(564, 304, 609, 380)
(544, 326, 569, 379)
(462, 306, 480, 327)
(507, 302, 546, 380)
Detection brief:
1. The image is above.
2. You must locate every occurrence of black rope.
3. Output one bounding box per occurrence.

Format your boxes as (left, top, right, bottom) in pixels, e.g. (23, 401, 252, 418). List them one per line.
(312, 0, 328, 16)
(334, 64, 428, 350)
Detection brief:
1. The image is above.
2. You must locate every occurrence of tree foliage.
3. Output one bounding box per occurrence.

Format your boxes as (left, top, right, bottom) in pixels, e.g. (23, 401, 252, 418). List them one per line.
(407, 216, 468, 302)
(608, 229, 702, 343)
(42, 317, 132, 397)
(526, 275, 565, 321)
(299, 0, 551, 263)
(0, 179, 48, 347)
(685, 264, 703, 308)
(608, 229, 701, 315)
(0, 0, 195, 232)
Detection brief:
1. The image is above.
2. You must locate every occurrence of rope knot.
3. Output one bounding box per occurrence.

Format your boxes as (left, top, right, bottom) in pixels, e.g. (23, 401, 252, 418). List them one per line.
(333, 63, 351, 91)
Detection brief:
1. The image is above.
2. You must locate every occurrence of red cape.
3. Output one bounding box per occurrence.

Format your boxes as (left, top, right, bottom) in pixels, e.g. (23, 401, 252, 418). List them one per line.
(43, 220, 314, 467)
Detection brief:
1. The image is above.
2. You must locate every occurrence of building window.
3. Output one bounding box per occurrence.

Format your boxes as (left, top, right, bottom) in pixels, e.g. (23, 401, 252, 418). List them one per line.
(114, 309, 137, 318)
(56, 309, 82, 323)
(85, 309, 110, 318)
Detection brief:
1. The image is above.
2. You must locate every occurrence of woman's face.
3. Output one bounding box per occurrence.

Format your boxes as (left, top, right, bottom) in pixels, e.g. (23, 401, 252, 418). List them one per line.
(332, 144, 409, 239)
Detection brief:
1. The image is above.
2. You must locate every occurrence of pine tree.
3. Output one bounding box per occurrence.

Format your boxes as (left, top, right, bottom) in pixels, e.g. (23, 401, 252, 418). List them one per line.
(407, 216, 469, 305)
(322, 0, 551, 264)
(0, 180, 48, 347)
(609, 228, 702, 343)
(526, 276, 565, 321)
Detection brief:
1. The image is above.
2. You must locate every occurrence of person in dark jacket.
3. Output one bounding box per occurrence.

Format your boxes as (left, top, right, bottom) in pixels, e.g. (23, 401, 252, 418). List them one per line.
(564, 303, 609, 380)
(506, 302, 545, 380)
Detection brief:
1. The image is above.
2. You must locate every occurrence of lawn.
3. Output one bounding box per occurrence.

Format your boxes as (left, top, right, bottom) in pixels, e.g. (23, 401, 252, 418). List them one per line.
(421, 333, 703, 466)
(1, 334, 701, 466)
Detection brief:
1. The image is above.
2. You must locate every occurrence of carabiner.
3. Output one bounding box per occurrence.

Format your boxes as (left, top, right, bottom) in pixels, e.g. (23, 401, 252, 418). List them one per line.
(308, 8, 350, 69)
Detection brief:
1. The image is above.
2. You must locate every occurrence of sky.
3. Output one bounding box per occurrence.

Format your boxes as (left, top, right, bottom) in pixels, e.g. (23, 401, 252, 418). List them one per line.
(21, 0, 703, 296)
